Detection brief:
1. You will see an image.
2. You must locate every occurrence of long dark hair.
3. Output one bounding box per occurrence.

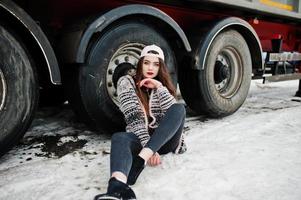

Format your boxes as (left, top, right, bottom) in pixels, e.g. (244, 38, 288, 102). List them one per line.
(134, 57, 176, 116)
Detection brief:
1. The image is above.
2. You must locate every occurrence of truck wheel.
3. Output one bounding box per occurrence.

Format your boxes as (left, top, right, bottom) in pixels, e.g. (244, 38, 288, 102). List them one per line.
(181, 30, 252, 117)
(0, 25, 38, 156)
(72, 22, 176, 133)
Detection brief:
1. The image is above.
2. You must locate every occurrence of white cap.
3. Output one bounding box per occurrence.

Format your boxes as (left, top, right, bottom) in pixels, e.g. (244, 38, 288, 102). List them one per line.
(140, 44, 165, 61)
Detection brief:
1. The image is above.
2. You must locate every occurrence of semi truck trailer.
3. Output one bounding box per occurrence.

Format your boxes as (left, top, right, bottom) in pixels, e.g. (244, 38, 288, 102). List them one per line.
(0, 0, 300, 156)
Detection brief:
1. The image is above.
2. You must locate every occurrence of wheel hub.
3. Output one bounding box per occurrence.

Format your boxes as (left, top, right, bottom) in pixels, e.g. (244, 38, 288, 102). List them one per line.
(221, 65, 230, 79)
(106, 43, 145, 105)
(214, 55, 230, 91)
(214, 48, 243, 98)
(112, 62, 136, 88)
(215, 58, 230, 82)
(0, 67, 7, 111)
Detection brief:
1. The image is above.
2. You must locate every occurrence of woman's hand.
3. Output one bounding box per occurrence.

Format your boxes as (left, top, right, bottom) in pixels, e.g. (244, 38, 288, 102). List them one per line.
(139, 78, 162, 89)
(147, 152, 161, 167)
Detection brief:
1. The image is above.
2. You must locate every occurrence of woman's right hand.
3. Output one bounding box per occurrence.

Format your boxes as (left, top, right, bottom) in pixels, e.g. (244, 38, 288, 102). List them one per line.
(139, 78, 162, 89)
(147, 152, 161, 167)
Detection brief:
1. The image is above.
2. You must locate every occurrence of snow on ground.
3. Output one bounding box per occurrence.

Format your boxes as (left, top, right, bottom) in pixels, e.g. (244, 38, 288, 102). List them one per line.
(0, 80, 301, 200)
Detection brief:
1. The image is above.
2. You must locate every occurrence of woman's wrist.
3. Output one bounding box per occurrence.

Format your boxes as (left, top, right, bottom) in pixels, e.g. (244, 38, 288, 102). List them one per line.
(156, 82, 162, 88)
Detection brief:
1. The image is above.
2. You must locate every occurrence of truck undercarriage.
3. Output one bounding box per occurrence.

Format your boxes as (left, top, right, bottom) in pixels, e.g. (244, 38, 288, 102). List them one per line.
(0, 0, 300, 156)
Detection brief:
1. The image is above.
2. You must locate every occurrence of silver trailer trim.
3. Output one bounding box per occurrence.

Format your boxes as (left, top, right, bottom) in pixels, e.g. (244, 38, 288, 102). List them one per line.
(268, 52, 301, 61)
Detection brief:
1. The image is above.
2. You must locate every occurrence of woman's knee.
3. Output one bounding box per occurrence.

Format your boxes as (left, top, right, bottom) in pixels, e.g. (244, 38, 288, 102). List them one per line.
(111, 132, 136, 143)
(169, 103, 186, 117)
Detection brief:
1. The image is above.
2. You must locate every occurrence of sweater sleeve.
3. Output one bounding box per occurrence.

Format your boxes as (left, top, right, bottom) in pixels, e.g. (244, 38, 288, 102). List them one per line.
(117, 75, 150, 146)
(155, 85, 177, 113)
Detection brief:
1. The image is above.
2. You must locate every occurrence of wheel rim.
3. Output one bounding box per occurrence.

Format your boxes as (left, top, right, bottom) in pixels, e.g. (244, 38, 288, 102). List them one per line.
(214, 47, 243, 98)
(0, 67, 7, 111)
(106, 43, 145, 105)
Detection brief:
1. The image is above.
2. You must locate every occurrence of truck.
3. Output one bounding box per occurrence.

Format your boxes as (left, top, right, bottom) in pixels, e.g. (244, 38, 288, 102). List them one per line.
(1, 0, 300, 156)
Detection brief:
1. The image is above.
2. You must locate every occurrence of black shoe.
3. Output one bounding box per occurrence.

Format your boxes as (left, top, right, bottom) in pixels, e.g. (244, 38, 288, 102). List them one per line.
(94, 177, 136, 200)
(127, 156, 145, 186)
(94, 193, 120, 200)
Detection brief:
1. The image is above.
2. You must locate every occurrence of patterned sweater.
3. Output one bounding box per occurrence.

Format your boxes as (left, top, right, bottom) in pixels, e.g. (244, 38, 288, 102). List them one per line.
(117, 75, 186, 154)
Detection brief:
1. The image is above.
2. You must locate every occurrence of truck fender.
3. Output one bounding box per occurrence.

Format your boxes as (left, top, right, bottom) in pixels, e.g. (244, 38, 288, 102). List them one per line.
(194, 17, 263, 71)
(0, 0, 61, 84)
(74, 4, 191, 63)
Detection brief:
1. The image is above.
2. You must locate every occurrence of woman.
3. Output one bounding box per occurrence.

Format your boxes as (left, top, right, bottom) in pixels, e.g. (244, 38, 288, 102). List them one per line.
(94, 44, 187, 200)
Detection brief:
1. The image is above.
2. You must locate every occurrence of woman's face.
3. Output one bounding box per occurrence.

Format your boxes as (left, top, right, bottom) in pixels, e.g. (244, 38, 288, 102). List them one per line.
(142, 56, 160, 79)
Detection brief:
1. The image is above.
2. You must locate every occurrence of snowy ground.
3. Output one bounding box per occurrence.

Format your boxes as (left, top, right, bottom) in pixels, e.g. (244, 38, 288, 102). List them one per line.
(0, 80, 301, 200)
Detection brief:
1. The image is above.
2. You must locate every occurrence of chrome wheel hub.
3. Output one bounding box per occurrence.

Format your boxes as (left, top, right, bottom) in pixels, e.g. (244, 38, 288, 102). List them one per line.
(214, 47, 243, 98)
(106, 43, 145, 105)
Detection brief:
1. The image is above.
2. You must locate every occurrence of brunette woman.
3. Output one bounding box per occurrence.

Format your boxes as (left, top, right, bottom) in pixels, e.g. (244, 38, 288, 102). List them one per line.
(94, 44, 186, 200)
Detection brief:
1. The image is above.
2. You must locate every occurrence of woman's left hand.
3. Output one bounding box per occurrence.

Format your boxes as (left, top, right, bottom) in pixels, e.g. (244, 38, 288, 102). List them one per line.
(147, 152, 161, 167)
(139, 78, 162, 89)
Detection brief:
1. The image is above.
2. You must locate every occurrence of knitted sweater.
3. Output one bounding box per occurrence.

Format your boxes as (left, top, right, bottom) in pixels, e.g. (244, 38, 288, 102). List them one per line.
(117, 75, 186, 154)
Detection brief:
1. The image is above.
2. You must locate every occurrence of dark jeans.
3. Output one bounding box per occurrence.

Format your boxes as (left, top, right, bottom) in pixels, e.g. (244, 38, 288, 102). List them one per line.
(110, 103, 186, 176)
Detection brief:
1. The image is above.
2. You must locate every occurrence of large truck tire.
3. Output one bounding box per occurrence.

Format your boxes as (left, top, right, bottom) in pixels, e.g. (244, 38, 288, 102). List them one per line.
(69, 21, 177, 133)
(0, 25, 39, 156)
(180, 30, 252, 117)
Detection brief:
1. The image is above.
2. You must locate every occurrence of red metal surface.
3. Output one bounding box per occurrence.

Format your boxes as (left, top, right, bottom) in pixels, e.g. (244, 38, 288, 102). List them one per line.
(42, 0, 301, 53)
(46, 0, 124, 29)
(249, 19, 301, 52)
